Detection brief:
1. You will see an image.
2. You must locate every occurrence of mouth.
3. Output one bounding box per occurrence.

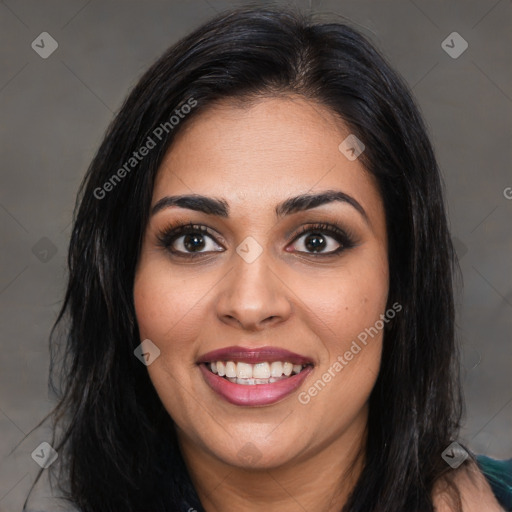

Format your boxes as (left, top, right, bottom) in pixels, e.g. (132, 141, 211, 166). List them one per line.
(196, 346, 315, 406)
(201, 360, 313, 385)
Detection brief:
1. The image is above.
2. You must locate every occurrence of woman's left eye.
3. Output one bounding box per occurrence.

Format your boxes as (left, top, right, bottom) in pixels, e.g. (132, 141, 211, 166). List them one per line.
(290, 223, 353, 256)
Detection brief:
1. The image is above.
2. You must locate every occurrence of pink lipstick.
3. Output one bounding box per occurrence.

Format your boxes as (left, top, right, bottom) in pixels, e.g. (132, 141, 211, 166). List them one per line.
(197, 345, 314, 406)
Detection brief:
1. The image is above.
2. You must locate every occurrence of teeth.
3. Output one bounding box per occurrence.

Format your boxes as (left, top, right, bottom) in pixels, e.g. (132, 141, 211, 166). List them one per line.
(253, 362, 270, 379)
(206, 360, 310, 383)
(225, 361, 237, 378)
(236, 376, 288, 385)
(270, 361, 283, 377)
(236, 362, 253, 379)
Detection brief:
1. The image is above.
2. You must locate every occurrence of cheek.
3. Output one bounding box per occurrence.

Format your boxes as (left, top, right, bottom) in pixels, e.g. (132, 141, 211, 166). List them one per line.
(295, 268, 388, 432)
(133, 260, 202, 345)
(294, 251, 388, 408)
(133, 261, 204, 419)
(133, 267, 168, 340)
(299, 258, 388, 347)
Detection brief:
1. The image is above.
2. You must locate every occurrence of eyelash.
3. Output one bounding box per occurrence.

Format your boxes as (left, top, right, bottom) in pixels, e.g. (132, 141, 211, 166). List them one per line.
(156, 221, 356, 259)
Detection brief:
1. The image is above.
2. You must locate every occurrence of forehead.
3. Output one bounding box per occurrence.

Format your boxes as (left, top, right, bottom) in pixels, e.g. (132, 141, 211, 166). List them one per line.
(153, 96, 381, 217)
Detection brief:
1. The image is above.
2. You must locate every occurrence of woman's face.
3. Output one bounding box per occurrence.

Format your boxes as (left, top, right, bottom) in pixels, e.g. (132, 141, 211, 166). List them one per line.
(134, 96, 389, 470)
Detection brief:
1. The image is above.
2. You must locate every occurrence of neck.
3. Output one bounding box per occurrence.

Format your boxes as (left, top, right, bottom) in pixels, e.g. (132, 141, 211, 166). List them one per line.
(176, 409, 367, 512)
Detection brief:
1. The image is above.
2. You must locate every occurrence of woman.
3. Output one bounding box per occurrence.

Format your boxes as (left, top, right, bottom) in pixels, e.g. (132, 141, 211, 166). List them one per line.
(24, 6, 511, 512)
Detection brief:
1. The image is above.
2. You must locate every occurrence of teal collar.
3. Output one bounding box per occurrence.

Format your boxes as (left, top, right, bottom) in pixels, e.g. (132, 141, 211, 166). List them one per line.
(476, 454, 512, 511)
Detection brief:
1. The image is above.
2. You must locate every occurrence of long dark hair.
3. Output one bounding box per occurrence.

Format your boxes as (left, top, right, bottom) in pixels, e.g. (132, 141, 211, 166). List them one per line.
(24, 5, 464, 511)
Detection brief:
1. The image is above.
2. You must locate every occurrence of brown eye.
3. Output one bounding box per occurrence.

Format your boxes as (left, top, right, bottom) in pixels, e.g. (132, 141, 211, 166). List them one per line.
(292, 231, 341, 254)
(157, 223, 224, 257)
(290, 223, 355, 256)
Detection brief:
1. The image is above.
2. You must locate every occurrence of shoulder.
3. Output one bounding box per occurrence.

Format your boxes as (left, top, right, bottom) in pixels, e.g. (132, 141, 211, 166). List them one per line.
(432, 458, 506, 512)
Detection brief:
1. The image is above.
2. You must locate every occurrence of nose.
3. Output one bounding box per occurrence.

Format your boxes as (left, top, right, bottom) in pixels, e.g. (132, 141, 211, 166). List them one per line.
(215, 248, 292, 331)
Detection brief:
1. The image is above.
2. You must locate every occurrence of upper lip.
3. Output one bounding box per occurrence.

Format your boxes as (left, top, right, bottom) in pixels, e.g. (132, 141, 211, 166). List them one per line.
(196, 346, 314, 366)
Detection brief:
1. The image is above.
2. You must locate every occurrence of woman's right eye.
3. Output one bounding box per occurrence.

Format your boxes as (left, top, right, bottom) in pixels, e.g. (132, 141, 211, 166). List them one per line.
(156, 223, 224, 258)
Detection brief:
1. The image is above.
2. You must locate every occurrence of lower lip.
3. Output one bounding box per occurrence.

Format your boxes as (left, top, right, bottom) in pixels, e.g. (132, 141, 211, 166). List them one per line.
(198, 363, 313, 406)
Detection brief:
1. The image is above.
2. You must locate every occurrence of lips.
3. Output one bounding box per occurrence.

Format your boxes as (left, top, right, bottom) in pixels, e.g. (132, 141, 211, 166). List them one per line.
(196, 345, 314, 365)
(197, 345, 314, 406)
(199, 363, 313, 406)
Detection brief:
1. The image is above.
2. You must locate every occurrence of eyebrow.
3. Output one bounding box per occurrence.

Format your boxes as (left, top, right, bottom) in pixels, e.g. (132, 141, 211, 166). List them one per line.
(151, 190, 369, 224)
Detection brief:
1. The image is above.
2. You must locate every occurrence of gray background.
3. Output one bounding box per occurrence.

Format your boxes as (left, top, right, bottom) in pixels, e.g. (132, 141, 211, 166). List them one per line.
(0, 0, 511, 510)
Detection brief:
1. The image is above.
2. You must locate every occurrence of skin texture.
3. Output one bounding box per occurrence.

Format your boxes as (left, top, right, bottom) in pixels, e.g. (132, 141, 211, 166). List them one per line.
(433, 460, 505, 511)
(133, 96, 501, 511)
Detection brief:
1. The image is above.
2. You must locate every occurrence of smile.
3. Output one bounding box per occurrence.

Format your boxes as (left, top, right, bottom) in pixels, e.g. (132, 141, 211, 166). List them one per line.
(199, 363, 313, 406)
(206, 360, 310, 384)
(196, 346, 314, 406)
